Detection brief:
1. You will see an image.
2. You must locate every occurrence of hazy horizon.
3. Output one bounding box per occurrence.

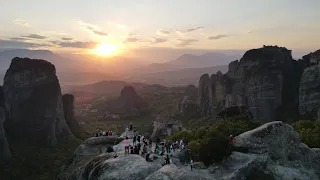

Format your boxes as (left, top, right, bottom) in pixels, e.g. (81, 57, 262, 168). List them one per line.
(0, 0, 319, 62)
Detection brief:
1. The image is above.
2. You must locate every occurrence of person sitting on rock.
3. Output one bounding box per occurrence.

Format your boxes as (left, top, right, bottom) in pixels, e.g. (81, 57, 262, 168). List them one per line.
(124, 136, 130, 155)
(137, 135, 141, 143)
(106, 146, 114, 153)
(108, 131, 112, 136)
(162, 154, 170, 166)
(134, 145, 139, 154)
(142, 145, 148, 155)
(156, 137, 161, 145)
(133, 135, 137, 146)
(137, 142, 141, 152)
(95, 133, 99, 137)
(146, 151, 153, 162)
(130, 145, 134, 154)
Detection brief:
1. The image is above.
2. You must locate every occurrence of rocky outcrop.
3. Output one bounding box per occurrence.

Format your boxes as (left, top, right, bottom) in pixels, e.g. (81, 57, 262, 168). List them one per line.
(199, 46, 309, 122)
(2, 57, 72, 147)
(62, 94, 81, 138)
(73, 136, 123, 161)
(299, 50, 320, 119)
(0, 107, 11, 162)
(106, 85, 149, 117)
(198, 74, 212, 116)
(59, 121, 320, 180)
(230, 121, 320, 179)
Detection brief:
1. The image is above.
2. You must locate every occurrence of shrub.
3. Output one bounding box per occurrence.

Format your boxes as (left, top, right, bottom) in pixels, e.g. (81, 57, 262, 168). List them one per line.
(199, 130, 229, 166)
(292, 120, 320, 148)
(168, 118, 260, 166)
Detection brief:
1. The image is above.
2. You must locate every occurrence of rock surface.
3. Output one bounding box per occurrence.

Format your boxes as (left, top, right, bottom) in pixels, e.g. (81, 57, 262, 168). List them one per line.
(2, 57, 72, 146)
(59, 121, 320, 180)
(62, 94, 81, 138)
(73, 136, 123, 161)
(299, 50, 320, 118)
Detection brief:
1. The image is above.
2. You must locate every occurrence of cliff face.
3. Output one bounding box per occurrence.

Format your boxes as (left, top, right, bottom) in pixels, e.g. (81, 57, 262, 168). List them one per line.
(299, 50, 320, 119)
(62, 94, 81, 138)
(198, 46, 316, 122)
(2, 57, 72, 147)
(0, 85, 11, 161)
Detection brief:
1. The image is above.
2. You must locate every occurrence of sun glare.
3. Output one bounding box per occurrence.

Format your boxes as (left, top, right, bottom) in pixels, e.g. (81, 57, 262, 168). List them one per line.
(94, 43, 118, 56)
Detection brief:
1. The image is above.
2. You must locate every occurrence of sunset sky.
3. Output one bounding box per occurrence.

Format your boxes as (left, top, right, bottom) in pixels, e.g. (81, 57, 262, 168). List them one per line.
(0, 0, 319, 57)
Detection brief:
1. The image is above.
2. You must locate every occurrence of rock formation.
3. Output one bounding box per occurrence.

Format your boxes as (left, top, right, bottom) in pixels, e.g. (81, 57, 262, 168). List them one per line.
(62, 94, 81, 138)
(198, 46, 319, 122)
(2, 57, 72, 147)
(59, 121, 320, 180)
(299, 50, 320, 119)
(106, 85, 149, 117)
(0, 86, 11, 161)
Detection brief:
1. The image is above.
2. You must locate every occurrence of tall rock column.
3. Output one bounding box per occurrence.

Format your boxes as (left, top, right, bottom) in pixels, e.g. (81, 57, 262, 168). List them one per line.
(198, 74, 212, 116)
(62, 94, 81, 138)
(2, 57, 73, 147)
(0, 85, 11, 162)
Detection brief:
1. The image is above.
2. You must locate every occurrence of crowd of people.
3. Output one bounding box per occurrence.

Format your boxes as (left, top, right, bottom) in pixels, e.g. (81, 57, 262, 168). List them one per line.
(95, 130, 116, 137)
(96, 122, 237, 171)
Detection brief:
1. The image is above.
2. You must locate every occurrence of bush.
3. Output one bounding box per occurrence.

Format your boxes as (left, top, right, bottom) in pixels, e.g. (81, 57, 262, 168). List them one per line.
(292, 120, 320, 148)
(199, 130, 229, 166)
(168, 118, 260, 166)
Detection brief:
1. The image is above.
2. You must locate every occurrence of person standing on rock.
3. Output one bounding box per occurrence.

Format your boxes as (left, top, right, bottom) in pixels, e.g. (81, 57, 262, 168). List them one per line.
(190, 159, 193, 171)
(125, 126, 129, 136)
(124, 136, 130, 155)
(129, 122, 133, 131)
(133, 135, 137, 145)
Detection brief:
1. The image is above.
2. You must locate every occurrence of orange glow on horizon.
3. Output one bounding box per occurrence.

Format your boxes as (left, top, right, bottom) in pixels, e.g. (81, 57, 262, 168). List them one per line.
(92, 43, 119, 57)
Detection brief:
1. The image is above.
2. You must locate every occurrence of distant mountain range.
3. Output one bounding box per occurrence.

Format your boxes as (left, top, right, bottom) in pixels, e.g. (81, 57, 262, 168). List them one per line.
(0, 49, 233, 86)
(133, 52, 239, 74)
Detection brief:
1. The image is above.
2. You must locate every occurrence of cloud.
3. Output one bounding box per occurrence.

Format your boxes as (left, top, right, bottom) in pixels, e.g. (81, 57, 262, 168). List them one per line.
(150, 37, 167, 44)
(78, 21, 108, 37)
(61, 37, 74, 41)
(124, 37, 141, 43)
(207, 34, 228, 40)
(177, 26, 204, 34)
(0, 39, 49, 49)
(156, 30, 171, 36)
(9, 37, 29, 41)
(12, 19, 30, 27)
(22, 34, 47, 39)
(58, 41, 97, 49)
(246, 30, 253, 34)
(176, 39, 198, 47)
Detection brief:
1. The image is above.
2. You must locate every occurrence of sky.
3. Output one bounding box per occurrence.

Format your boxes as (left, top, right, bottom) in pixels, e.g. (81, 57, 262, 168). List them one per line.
(0, 0, 319, 58)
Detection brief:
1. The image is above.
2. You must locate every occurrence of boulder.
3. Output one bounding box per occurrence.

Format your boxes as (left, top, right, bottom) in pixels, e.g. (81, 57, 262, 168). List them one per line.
(145, 164, 212, 180)
(73, 136, 123, 161)
(59, 154, 162, 180)
(62, 94, 81, 138)
(2, 57, 72, 146)
(230, 121, 320, 179)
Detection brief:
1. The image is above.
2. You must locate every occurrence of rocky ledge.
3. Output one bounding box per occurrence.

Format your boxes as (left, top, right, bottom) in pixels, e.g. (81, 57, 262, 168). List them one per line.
(59, 121, 320, 180)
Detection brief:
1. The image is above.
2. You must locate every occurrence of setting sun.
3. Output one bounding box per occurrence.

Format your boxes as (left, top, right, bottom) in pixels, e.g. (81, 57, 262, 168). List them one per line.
(94, 43, 118, 56)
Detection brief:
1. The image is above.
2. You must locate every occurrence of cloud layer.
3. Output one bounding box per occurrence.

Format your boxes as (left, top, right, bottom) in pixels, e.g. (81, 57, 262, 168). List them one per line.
(78, 21, 108, 37)
(176, 39, 198, 47)
(12, 19, 30, 27)
(207, 34, 228, 40)
(22, 34, 47, 39)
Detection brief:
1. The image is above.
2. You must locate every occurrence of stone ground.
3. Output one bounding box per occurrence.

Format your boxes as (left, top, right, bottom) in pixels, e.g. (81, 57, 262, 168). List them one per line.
(116, 131, 213, 178)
